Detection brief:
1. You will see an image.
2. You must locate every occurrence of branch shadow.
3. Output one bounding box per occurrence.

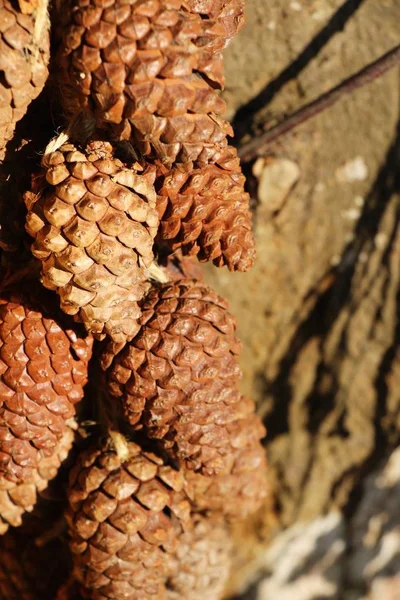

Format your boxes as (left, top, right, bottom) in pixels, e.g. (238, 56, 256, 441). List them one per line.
(261, 115, 400, 445)
(247, 113, 400, 539)
(233, 0, 366, 141)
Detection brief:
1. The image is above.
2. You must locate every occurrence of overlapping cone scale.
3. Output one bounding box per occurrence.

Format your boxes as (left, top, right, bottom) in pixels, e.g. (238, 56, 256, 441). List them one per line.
(24, 139, 159, 342)
(127, 110, 232, 166)
(166, 514, 232, 600)
(0, 427, 74, 534)
(0, 290, 93, 533)
(0, 0, 50, 159)
(186, 441, 269, 520)
(55, 0, 245, 130)
(105, 279, 263, 475)
(187, 0, 245, 23)
(66, 436, 191, 600)
(156, 145, 255, 271)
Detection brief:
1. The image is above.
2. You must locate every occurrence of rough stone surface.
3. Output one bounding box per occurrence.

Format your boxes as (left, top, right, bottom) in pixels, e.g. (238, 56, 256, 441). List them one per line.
(202, 0, 400, 596)
(231, 447, 400, 599)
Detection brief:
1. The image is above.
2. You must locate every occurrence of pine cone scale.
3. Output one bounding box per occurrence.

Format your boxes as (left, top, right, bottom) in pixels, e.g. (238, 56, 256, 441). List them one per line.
(66, 438, 191, 599)
(103, 280, 265, 478)
(25, 140, 159, 342)
(0, 291, 92, 532)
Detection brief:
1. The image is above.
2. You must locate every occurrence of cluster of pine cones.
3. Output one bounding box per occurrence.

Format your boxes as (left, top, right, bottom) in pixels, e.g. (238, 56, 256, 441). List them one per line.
(0, 0, 268, 598)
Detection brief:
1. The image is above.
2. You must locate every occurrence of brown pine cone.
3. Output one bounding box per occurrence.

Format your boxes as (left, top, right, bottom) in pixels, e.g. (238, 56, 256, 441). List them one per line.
(0, 290, 93, 533)
(0, 0, 50, 159)
(54, 0, 244, 130)
(186, 0, 245, 33)
(0, 428, 74, 534)
(25, 139, 159, 342)
(186, 441, 269, 519)
(66, 434, 191, 600)
(60, 516, 231, 600)
(156, 145, 255, 271)
(166, 515, 232, 600)
(0, 524, 71, 599)
(104, 279, 264, 476)
(127, 110, 232, 166)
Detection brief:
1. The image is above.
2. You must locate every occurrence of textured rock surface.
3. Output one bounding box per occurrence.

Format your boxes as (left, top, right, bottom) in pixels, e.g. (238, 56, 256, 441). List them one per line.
(233, 447, 400, 599)
(206, 0, 400, 525)
(202, 0, 400, 596)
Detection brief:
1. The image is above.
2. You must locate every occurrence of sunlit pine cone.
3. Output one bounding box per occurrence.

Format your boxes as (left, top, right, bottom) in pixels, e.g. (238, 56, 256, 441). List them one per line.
(58, 516, 231, 600)
(166, 514, 232, 600)
(0, 0, 50, 159)
(54, 0, 245, 127)
(0, 428, 74, 535)
(0, 290, 93, 533)
(127, 110, 232, 166)
(104, 280, 264, 476)
(156, 145, 255, 271)
(186, 0, 245, 32)
(25, 139, 159, 342)
(66, 435, 191, 600)
(186, 441, 269, 519)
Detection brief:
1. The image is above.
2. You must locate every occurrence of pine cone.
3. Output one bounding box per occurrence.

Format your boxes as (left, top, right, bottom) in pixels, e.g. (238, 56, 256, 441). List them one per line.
(25, 139, 159, 342)
(54, 0, 244, 130)
(186, 0, 245, 34)
(186, 441, 268, 519)
(0, 290, 93, 532)
(166, 515, 232, 600)
(128, 110, 232, 166)
(0, 428, 74, 534)
(0, 518, 72, 599)
(156, 145, 255, 271)
(0, 0, 50, 159)
(66, 435, 191, 600)
(105, 279, 264, 476)
(60, 516, 231, 600)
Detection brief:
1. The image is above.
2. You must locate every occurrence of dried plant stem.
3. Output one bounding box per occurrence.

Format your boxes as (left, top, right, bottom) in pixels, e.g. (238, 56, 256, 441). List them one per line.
(238, 44, 400, 162)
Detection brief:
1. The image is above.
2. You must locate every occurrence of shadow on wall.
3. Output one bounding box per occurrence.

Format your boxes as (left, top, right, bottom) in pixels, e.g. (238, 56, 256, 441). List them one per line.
(256, 112, 400, 526)
(233, 0, 367, 141)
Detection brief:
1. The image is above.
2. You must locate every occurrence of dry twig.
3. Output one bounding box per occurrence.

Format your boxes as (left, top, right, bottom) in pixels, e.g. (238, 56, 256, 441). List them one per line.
(238, 44, 400, 162)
